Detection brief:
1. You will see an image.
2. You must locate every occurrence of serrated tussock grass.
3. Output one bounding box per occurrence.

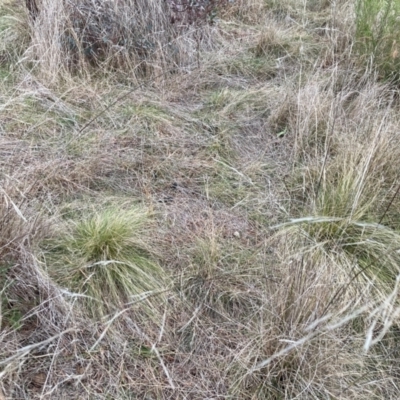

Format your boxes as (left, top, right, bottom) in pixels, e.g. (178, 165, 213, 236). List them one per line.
(273, 80, 400, 304)
(355, 0, 400, 83)
(44, 207, 166, 317)
(0, 1, 30, 67)
(240, 73, 400, 397)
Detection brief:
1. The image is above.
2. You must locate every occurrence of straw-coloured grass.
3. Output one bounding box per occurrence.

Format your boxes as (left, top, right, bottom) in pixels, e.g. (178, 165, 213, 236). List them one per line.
(2, 0, 400, 398)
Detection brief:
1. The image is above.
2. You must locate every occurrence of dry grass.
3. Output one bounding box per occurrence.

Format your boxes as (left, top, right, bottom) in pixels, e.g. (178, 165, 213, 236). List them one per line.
(1, 0, 400, 398)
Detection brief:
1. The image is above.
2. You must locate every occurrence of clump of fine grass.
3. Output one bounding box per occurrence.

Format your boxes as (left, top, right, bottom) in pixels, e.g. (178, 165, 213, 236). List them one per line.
(228, 151, 400, 398)
(276, 130, 400, 301)
(271, 75, 400, 307)
(177, 232, 262, 321)
(21, 0, 230, 82)
(44, 206, 166, 317)
(355, 0, 400, 83)
(238, 74, 400, 397)
(0, 1, 30, 68)
(252, 24, 292, 58)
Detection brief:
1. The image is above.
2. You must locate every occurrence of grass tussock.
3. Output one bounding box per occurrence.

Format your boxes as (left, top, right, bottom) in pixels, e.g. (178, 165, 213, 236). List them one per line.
(2, 0, 400, 398)
(0, 1, 30, 67)
(19, 0, 231, 83)
(43, 206, 166, 317)
(355, 0, 400, 83)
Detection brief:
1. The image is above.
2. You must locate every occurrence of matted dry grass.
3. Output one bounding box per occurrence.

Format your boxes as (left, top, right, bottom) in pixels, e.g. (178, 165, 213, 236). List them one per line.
(1, 0, 400, 398)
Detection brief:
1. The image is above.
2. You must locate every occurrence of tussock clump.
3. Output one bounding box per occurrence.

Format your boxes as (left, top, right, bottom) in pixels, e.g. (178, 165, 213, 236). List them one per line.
(43, 206, 167, 317)
(0, 1, 30, 67)
(355, 0, 400, 83)
(276, 78, 400, 299)
(251, 71, 400, 397)
(25, 0, 230, 81)
(229, 256, 396, 399)
(179, 235, 261, 317)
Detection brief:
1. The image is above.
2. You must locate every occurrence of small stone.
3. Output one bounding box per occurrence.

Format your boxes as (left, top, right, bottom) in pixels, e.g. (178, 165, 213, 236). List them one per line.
(233, 231, 240, 238)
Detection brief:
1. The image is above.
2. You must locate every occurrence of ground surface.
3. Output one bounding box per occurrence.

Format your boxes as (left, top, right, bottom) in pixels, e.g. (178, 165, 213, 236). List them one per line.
(1, 0, 400, 398)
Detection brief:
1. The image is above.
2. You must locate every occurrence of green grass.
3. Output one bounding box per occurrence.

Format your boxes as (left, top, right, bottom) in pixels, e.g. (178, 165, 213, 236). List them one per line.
(355, 0, 400, 83)
(0, 264, 24, 330)
(0, 2, 30, 67)
(44, 207, 166, 317)
(274, 119, 400, 299)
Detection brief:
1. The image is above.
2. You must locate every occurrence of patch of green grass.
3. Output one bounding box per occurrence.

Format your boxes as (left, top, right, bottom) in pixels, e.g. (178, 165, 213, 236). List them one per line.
(44, 207, 166, 317)
(0, 2, 30, 67)
(2, 94, 77, 140)
(0, 65, 10, 81)
(355, 0, 400, 83)
(2, 304, 23, 330)
(274, 156, 400, 298)
(0, 264, 21, 330)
